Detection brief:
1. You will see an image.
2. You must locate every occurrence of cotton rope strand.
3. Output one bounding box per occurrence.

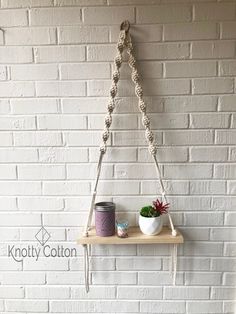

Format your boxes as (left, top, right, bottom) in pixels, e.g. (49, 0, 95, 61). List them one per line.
(82, 20, 177, 292)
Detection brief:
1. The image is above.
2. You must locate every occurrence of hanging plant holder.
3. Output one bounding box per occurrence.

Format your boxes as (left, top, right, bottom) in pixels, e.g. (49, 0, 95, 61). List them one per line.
(77, 20, 184, 292)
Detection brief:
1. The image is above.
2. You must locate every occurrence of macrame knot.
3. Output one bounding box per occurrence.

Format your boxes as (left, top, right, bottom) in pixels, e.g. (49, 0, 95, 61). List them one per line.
(142, 115, 150, 128)
(107, 100, 115, 113)
(115, 56, 122, 68)
(99, 145, 106, 154)
(145, 129, 154, 142)
(105, 114, 112, 128)
(110, 85, 117, 98)
(102, 130, 109, 142)
(139, 100, 146, 112)
(135, 85, 143, 98)
(112, 71, 120, 83)
(149, 144, 157, 156)
(132, 70, 139, 83)
(117, 41, 124, 53)
(128, 55, 136, 67)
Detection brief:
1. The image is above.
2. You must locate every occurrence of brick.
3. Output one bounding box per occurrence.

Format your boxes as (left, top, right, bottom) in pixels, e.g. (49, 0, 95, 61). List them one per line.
(30, 7, 81, 25)
(138, 147, 188, 162)
(137, 4, 191, 23)
(216, 130, 236, 144)
(212, 258, 236, 271)
(62, 97, 107, 113)
(110, 24, 162, 43)
(212, 196, 236, 211)
(113, 130, 162, 146)
(194, 3, 235, 21)
(135, 43, 190, 60)
(0, 227, 19, 239)
(224, 243, 236, 257)
(87, 45, 116, 61)
(163, 257, 210, 271)
(47, 271, 84, 285)
(164, 96, 217, 112)
(67, 164, 113, 179)
(43, 182, 90, 196)
(0, 116, 36, 130)
(1, 272, 45, 284)
(0, 66, 7, 80)
(5, 300, 48, 312)
(0, 47, 33, 63)
(0, 82, 35, 97)
(114, 164, 157, 179)
(184, 241, 223, 256)
(219, 60, 236, 76)
(71, 286, 116, 299)
(187, 301, 223, 313)
(39, 147, 88, 162)
(34, 46, 85, 63)
(11, 64, 58, 80)
(225, 212, 236, 226)
(1, 0, 53, 7)
(164, 22, 218, 41)
(92, 244, 136, 256)
(117, 286, 162, 300)
(0, 164, 16, 179)
(70, 257, 115, 271)
(60, 63, 110, 80)
(190, 147, 228, 162)
(89, 147, 137, 162)
(214, 165, 236, 179)
(18, 197, 63, 211)
(0, 99, 10, 113)
(56, 0, 105, 5)
(165, 61, 216, 78)
(0, 133, 12, 146)
(140, 301, 185, 314)
(89, 114, 138, 130)
(141, 180, 189, 195)
(167, 196, 211, 211)
(0, 148, 38, 162)
(26, 287, 69, 299)
(193, 78, 234, 94)
(97, 180, 139, 195)
(221, 22, 236, 39)
(164, 130, 213, 145)
(0, 182, 41, 196)
(185, 272, 221, 286)
(232, 114, 236, 128)
(38, 115, 87, 130)
(11, 99, 59, 114)
(0, 212, 40, 225)
(223, 273, 236, 286)
(211, 287, 236, 300)
(64, 131, 108, 147)
(190, 113, 230, 128)
(116, 257, 161, 270)
(211, 228, 236, 241)
(185, 212, 224, 226)
(51, 300, 139, 313)
(5, 27, 56, 45)
(0, 286, 24, 298)
(189, 180, 226, 195)
(36, 81, 86, 97)
(84, 7, 134, 24)
(14, 131, 62, 146)
(18, 164, 65, 180)
(191, 41, 235, 59)
(0, 258, 22, 270)
(143, 113, 188, 129)
(164, 164, 212, 179)
(58, 26, 109, 44)
(164, 287, 210, 300)
(0, 9, 28, 26)
(92, 271, 137, 285)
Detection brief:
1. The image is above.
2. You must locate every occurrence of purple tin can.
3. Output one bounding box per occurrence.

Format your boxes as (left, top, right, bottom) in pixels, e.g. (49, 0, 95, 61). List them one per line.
(95, 202, 115, 237)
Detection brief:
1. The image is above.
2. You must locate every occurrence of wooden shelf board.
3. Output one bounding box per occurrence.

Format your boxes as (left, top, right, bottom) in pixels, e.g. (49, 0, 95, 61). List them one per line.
(77, 226, 184, 245)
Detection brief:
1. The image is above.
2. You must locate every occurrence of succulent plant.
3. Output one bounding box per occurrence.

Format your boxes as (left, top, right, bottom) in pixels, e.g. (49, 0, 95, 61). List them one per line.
(140, 198, 169, 218)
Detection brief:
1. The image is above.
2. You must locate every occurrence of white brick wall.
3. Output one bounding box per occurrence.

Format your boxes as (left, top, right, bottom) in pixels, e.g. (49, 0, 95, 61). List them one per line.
(0, 1, 235, 314)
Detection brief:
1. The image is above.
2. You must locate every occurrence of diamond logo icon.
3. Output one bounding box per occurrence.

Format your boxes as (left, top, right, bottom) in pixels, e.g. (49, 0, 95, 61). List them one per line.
(35, 226, 51, 246)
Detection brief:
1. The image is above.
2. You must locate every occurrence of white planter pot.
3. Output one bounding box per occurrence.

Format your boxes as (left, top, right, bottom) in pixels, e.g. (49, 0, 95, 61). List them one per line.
(139, 215, 163, 236)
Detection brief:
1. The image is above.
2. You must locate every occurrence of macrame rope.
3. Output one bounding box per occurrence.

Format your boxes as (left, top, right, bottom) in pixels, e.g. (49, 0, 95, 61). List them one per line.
(82, 20, 177, 292)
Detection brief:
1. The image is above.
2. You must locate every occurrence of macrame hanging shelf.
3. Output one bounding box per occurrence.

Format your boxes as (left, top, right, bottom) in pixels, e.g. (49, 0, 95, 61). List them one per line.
(77, 20, 184, 292)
